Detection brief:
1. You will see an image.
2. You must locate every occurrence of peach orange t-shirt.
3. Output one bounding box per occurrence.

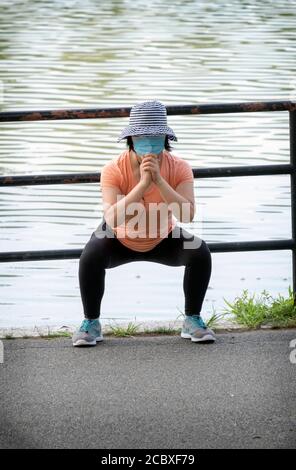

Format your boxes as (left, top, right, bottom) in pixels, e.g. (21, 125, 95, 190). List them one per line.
(100, 149, 194, 252)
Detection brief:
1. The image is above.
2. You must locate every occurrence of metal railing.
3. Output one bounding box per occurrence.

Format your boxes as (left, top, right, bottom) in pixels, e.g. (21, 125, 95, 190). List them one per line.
(0, 100, 296, 302)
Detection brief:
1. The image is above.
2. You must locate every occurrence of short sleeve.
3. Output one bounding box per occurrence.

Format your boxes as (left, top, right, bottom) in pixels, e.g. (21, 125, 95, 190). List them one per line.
(100, 162, 122, 190)
(174, 159, 194, 188)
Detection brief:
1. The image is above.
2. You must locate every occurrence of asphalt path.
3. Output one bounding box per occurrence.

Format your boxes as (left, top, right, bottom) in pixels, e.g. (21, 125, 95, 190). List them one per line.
(0, 329, 295, 449)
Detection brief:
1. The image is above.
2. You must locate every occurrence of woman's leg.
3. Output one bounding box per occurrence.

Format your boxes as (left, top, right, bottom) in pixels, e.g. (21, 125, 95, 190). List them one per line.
(78, 225, 144, 319)
(182, 239, 212, 316)
(78, 231, 109, 320)
(79, 219, 211, 320)
(143, 225, 212, 316)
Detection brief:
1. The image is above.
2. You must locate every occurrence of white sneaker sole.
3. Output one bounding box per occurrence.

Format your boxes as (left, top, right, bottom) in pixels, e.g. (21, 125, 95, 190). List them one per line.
(181, 332, 216, 343)
(72, 335, 103, 347)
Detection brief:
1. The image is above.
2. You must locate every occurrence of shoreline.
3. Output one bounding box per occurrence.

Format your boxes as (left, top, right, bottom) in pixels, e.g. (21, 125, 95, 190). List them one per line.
(1, 319, 295, 339)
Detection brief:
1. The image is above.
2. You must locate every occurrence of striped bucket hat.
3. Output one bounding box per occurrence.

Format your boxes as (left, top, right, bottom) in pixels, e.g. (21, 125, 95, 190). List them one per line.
(117, 99, 178, 142)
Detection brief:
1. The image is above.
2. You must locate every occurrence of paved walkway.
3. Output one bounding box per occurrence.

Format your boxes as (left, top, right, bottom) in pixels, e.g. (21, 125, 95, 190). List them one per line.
(0, 329, 295, 449)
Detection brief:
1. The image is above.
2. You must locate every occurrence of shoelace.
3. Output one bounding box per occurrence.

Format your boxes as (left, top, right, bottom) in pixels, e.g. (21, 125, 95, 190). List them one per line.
(79, 319, 97, 332)
(188, 315, 207, 329)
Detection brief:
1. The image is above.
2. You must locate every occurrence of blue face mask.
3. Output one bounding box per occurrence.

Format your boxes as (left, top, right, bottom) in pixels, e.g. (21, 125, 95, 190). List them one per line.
(132, 135, 166, 157)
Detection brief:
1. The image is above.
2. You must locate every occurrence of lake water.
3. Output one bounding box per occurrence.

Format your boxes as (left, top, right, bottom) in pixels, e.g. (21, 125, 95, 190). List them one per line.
(0, 0, 295, 329)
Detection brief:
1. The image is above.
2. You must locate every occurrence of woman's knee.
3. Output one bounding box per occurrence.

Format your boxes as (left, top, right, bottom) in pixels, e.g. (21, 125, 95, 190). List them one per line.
(186, 238, 212, 265)
(79, 233, 110, 268)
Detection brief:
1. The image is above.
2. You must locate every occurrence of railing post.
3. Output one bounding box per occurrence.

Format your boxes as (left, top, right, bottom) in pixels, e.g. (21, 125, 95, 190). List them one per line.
(290, 110, 296, 306)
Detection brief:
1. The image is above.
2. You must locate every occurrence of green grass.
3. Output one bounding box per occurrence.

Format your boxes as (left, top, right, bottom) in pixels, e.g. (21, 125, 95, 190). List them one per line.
(204, 310, 227, 329)
(39, 332, 72, 339)
(143, 326, 181, 335)
(175, 305, 227, 330)
(1, 331, 72, 340)
(107, 322, 182, 337)
(33, 326, 72, 339)
(2, 287, 296, 341)
(107, 322, 140, 337)
(4, 334, 15, 340)
(222, 285, 296, 328)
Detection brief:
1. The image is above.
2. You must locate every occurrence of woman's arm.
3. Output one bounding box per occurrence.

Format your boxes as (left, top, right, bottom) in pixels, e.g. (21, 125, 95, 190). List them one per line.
(156, 178, 195, 223)
(102, 182, 148, 228)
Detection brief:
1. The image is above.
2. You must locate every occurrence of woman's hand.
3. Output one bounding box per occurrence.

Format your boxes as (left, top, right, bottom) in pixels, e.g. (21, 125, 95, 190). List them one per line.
(139, 156, 153, 188)
(140, 153, 163, 185)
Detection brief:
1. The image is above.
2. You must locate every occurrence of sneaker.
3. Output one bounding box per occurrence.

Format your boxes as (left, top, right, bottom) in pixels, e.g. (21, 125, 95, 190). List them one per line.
(181, 315, 216, 343)
(72, 318, 103, 347)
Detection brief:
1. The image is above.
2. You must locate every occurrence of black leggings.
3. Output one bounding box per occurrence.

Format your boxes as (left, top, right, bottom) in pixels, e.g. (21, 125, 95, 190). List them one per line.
(78, 218, 212, 319)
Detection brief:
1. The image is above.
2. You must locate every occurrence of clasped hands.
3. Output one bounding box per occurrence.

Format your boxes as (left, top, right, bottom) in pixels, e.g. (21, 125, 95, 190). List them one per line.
(138, 153, 163, 186)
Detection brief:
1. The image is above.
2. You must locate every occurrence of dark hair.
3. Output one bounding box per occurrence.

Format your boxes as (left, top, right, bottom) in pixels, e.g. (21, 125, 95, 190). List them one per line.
(126, 135, 173, 152)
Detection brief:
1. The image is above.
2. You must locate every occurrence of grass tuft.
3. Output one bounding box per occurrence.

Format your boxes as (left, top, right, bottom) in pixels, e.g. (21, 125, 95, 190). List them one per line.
(222, 285, 296, 328)
(143, 326, 181, 335)
(107, 322, 140, 337)
(175, 305, 227, 329)
(39, 332, 72, 339)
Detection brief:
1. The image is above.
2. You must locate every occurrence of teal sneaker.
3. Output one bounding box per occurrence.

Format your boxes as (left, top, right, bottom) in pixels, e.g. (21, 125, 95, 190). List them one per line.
(181, 315, 216, 343)
(72, 318, 103, 347)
